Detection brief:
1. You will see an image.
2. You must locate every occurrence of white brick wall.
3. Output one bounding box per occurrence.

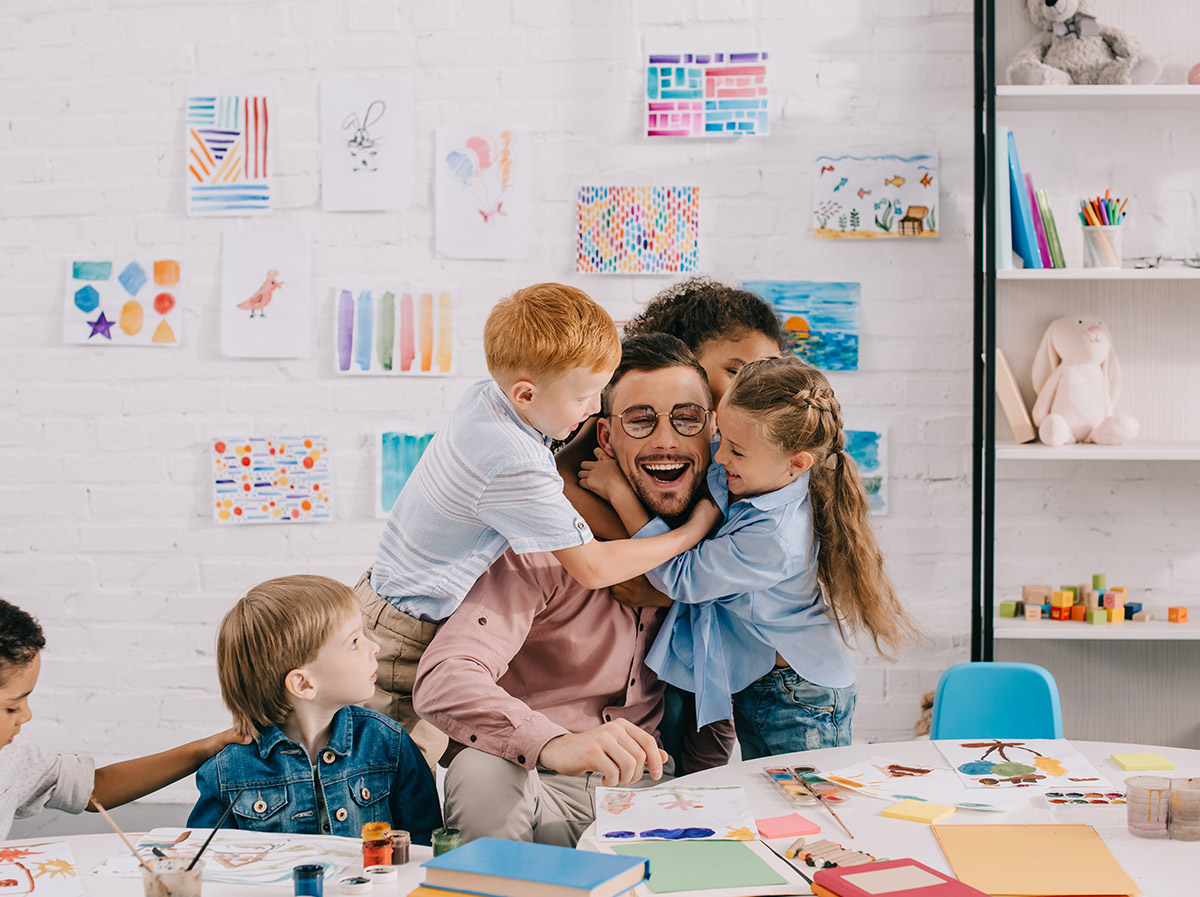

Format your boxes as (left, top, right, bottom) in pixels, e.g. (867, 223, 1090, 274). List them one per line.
(0, 0, 973, 800)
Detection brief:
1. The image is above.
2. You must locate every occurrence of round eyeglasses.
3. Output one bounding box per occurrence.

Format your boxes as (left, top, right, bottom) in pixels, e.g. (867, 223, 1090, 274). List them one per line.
(611, 403, 711, 439)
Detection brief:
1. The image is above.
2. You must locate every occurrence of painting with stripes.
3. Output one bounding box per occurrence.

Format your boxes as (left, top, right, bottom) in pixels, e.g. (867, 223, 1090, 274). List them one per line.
(187, 94, 271, 215)
(335, 287, 454, 376)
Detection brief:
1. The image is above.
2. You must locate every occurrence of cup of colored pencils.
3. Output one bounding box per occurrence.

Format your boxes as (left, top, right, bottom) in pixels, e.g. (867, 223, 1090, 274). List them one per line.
(1080, 191, 1126, 269)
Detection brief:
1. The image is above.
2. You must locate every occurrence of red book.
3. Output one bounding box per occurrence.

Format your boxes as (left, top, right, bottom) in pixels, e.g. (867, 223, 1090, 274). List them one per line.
(812, 858, 988, 897)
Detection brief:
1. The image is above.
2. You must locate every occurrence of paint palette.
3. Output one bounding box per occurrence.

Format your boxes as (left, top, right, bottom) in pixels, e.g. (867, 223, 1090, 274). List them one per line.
(764, 767, 850, 808)
(1044, 790, 1126, 805)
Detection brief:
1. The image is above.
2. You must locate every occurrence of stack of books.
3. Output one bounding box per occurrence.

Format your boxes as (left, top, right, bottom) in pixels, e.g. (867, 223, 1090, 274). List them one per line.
(407, 837, 650, 897)
(995, 128, 1065, 269)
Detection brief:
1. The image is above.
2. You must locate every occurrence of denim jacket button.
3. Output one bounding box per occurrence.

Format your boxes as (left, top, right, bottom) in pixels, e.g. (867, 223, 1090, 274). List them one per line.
(360, 786, 370, 800)
(322, 751, 337, 764)
(335, 808, 348, 821)
(252, 799, 267, 814)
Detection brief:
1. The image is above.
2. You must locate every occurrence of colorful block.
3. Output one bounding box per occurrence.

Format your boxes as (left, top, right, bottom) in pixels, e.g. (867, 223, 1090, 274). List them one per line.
(1123, 602, 1143, 620)
(1023, 584, 1053, 603)
(1024, 604, 1042, 621)
(999, 601, 1018, 618)
(1133, 611, 1154, 622)
(1107, 607, 1124, 623)
(1169, 607, 1188, 623)
(1087, 608, 1107, 625)
(1051, 606, 1067, 621)
(1103, 592, 1124, 609)
(1092, 573, 1107, 590)
(1051, 591, 1073, 608)
(1084, 590, 1100, 609)
(1071, 605, 1087, 622)
(1060, 585, 1078, 598)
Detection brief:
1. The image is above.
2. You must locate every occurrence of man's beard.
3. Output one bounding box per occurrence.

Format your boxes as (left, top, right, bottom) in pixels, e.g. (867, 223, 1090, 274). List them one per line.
(620, 455, 706, 525)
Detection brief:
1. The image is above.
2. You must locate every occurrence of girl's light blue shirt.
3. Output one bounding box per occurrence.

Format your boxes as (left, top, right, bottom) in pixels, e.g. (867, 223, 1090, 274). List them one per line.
(640, 449, 855, 727)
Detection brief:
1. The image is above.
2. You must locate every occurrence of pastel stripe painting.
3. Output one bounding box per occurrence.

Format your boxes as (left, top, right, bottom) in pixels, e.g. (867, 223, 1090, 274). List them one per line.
(187, 94, 271, 215)
(336, 287, 454, 375)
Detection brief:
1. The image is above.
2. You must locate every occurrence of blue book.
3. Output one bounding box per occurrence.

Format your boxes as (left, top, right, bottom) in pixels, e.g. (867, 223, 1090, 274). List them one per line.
(421, 837, 650, 897)
(995, 126, 1013, 269)
(1006, 130, 1041, 268)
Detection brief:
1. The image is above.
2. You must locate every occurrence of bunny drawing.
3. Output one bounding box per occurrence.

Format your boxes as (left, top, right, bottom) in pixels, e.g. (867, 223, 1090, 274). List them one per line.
(1030, 315, 1138, 446)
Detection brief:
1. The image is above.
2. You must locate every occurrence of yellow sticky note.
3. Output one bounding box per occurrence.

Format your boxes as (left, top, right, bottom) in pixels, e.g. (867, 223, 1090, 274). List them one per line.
(1111, 752, 1174, 771)
(881, 799, 956, 824)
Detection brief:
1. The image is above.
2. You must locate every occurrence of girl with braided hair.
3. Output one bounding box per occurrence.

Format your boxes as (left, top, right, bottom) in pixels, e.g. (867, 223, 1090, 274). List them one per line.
(579, 355, 918, 757)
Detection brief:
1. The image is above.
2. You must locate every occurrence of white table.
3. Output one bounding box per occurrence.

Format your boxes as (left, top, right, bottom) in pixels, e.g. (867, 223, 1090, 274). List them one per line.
(639, 739, 1200, 897)
(0, 833, 432, 897)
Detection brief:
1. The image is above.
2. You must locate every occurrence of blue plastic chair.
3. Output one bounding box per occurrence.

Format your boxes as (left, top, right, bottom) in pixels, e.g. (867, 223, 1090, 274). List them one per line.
(930, 662, 1063, 739)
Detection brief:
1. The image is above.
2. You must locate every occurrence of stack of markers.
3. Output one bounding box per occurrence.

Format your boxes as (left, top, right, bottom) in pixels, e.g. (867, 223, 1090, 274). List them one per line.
(1079, 190, 1128, 227)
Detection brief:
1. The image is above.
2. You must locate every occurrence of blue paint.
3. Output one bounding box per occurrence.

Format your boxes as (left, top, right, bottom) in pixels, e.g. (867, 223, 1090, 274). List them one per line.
(72, 261, 111, 280)
(606, 831, 635, 839)
(379, 432, 434, 514)
(74, 285, 100, 313)
(742, 280, 861, 371)
(958, 761, 996, 776)
(354, 290, 374, 371)
(118, 261, 147, 297)
(638, 828, 716, 840)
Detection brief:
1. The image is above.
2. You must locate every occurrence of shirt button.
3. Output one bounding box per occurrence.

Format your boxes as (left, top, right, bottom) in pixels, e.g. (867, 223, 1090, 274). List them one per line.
(638, 623, 645, 632)
(576, 521, 586, 530)
(470, 734, 477, 742)
(335, 808, 348, 822)
(517, 754, 526, 764)
(253, 799, 267, 814)
(630, 679, 635, 687)
(604, 714, 612, 722)
(360, 787, 370, 800)
(477, 617, 487, 625)
(322, 750, 336, 764)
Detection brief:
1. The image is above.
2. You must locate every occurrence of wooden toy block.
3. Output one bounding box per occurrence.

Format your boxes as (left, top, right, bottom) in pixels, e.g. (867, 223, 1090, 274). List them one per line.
(1060, 585, 1077, 598)
(1084, 590, 1100, 609)
(1111, 752, 1174, 771)
(1092, 573, 1107, 591)
(1169, 607, 1188, 623)
(1123, 602, 1143, 620)
(1051, 591, 1073, 608)
(1133, 611, 1154, 622)
(1107, 607, 1124, 623)
(1077, 584, 1090, 602)
(1103, 591, 1125, 609)
(1024, 604, 1042, 621)
(1087, 608, 1107, 625)
(1111, 586, 1127, 597)
(999, 601, 1017, 618)
(1022, 584, 1052, 603)
(1071, 605, 1087, 622)
(1040, 604, 1051, 618)
(1051, 606, 1067, 620)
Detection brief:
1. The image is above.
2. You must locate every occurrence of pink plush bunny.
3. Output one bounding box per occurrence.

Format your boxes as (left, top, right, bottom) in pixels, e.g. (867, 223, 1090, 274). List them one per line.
(1030, 315, 1138, 446)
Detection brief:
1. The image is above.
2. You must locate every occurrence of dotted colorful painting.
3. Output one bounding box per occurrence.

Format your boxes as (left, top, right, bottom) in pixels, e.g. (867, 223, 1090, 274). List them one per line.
(742, 280, 858, 371)
(813, 152, 938, 239)
(212, 436, 332, 525)
(187, 94, 270, 215)
(576, 186, 699, 275)
(647, 52, 769, 137)
(64, 259, 180, 347)
(335, 287, 453, 375)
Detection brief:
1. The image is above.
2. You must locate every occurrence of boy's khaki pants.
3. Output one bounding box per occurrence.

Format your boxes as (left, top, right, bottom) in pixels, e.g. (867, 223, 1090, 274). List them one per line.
(355, 568, 449, 769)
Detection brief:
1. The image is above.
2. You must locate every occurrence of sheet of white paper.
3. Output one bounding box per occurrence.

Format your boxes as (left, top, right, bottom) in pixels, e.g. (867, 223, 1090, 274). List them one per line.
(0, 840, 86, 897)
(435, 128, 526, 259)
(595, 785, 759, 842)
(819, 756, 1032, 811)
(935, 738, 1113, 790)
(220, 229, 311, 358)
(320, 81, 406, 212)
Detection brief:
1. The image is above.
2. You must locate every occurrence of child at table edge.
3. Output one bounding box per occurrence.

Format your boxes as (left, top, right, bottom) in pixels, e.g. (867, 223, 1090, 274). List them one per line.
(187, 575, 441, 843)
(0, 597, 245, 840)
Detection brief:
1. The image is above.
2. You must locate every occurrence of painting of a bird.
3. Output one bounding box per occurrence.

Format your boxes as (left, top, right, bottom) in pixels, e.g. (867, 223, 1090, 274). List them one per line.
(237, 269, 284, 318)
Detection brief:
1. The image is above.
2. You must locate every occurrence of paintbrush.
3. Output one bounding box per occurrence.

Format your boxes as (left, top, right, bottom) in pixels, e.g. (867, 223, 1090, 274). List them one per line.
(187, 790, 243, 871)
(759, 839, 813, 884)
(90, 797, 155, 873)
(791, 768, 854, 840)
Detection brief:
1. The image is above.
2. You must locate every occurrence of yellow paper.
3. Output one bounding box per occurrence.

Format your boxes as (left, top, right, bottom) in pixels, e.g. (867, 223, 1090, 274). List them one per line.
(1111, 752, 1174, 771)
(880, 799, 956, 823)
(932, 824, 1140, 896)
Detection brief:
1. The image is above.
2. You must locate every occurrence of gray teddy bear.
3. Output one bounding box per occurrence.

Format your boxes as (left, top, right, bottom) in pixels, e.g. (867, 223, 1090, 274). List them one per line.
(1007, 0, 1161, 86)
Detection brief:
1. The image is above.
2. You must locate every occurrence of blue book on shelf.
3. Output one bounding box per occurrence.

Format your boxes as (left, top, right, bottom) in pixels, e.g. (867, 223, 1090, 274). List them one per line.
(1006, 130, 1041, 269)
(995, 126, 1013, 269)
(421, 837, 650, 897)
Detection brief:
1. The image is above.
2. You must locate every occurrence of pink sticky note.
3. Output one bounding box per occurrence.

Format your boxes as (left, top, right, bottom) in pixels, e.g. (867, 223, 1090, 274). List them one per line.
(756, 812, 821, 839)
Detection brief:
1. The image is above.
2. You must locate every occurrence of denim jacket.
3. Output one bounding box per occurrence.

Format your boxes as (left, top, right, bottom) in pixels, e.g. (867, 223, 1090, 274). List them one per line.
(187, 706, 441, 845)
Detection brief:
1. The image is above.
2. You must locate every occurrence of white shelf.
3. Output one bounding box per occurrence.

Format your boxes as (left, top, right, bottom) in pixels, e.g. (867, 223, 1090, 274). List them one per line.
(995, 441, 1200, 461)
(997, 84, 1200, 111)
(994, 616, 1198, 640)
(997, 267, 1200, 280)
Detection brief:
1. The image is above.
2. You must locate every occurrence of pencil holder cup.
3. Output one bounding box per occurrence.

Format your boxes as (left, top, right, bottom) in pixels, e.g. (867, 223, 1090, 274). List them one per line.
(141, 858, 204, 897)
(1082, 225, 1122, 269)
(1125, 775, 1171, 839)
(1169, 778, 1200, 841)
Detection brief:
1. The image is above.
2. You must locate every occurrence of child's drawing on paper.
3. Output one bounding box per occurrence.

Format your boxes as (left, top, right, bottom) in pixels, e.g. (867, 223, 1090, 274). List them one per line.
(595, 785, 757, 842)
(376, 430, 435, 518)
(320, 82, 405, 212)
(212, 436, 332, 525)
(813, 152, 938, 239)
(237, 269, 283, 318)
(436, 129, 526, 259)
(0, 843, 84, 897)
(845, 429, 887, 516)
(335, 287, 454, 376)
(220, 230, 310, 358)
(342, 99, 385, 172)
(936, 739, 1112, 790)
(64, 258, 181, 347)
(741, 280, 859, 371)
(818, 757, 1032, 811)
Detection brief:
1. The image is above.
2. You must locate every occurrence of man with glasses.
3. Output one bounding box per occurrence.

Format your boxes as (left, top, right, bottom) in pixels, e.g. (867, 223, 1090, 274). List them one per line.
(413, 334, 722, 846)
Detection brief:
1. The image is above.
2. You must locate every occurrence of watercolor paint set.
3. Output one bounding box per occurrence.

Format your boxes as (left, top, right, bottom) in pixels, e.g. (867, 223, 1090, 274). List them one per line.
(763, 767, 850, 808)
(1044, 790, 1126, 805)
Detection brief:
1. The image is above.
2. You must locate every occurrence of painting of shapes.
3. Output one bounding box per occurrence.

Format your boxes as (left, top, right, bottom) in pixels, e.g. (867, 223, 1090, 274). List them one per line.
(64, 258, 181, 347)
(320, 81, 406, 212)
(187, 94, 270, 215)
(375, 430, 435, 518)
(221, 230, 311, 358)
(936, 739, 1112, 791)
(335, 287, 453, 375)
(436, 128, 526, 259)
(595, 785, 758, 842)
(742, 280, 859, 371)
(577, 186, 699, 275)
(647, 52, 769, 137)
(212, 436, 332, 524)
(813, 152, 938, 238)
(846, 428, 887, 515)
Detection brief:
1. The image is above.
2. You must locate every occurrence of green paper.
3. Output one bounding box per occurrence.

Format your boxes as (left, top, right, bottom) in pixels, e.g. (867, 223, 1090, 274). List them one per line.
(611, 841, 786, 893)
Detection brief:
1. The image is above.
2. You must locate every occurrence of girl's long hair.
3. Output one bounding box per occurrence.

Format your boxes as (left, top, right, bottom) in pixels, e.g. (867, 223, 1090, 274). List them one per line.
(724, 355, 921, 658)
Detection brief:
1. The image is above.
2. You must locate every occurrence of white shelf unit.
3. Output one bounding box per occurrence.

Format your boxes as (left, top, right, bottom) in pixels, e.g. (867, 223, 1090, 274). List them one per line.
(994, 617, 1199, 641)
(997, 268, 1200, 281)
(997, 84, 1200, 111)
(995, 441, 1200, 461)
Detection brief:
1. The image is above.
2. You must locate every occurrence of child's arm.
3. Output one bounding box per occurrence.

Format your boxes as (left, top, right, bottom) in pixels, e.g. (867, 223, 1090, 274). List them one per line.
(578, 447, 653, 536)
(552, 498, 719, 590)
(556, 420, 629, 541)
(89, 728, 249, 812)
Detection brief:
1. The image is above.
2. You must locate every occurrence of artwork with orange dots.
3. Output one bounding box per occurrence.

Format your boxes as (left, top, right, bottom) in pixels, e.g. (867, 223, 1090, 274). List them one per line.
(64, 258, 181, 346)
(576, 186, 699, 274)
(212, 436, 332, 524)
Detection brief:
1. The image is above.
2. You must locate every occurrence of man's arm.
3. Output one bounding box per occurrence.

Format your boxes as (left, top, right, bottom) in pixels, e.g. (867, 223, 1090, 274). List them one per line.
(91, 728, 249, 811)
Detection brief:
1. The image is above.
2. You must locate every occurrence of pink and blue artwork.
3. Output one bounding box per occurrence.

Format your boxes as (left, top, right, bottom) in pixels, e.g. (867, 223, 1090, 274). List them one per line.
(646, 52, 769, 137)
(375, 430, 435, 518)
(335, 287, 453, 375)
(577, 186, 699, 274)
(742, 280, 859, 371)
(846, 428, 887, 515)
(64, 258, 180, 347)
(212, 436, 332, 525)
(187, 94, 271, 215)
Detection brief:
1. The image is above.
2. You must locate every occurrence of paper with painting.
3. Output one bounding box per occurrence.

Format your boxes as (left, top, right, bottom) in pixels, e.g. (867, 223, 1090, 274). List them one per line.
(819, 756, 1032, 811)
(89, 829, 359, 885)
(595, 785, 758, 842)
(935, 739, 1113, 790)
(0, 842, 86, 897)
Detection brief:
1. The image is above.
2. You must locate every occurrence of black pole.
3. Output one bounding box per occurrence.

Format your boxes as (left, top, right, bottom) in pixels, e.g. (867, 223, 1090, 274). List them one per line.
(982, 0, 997, 662)
(970, 0, 986, 662)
